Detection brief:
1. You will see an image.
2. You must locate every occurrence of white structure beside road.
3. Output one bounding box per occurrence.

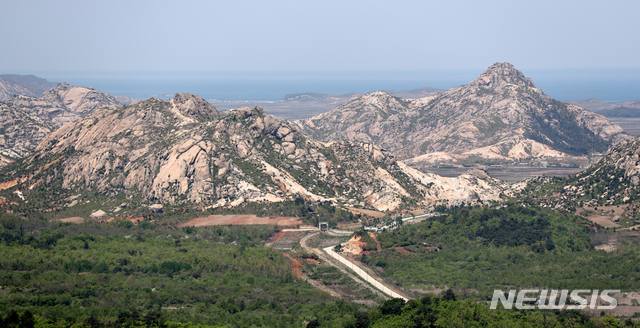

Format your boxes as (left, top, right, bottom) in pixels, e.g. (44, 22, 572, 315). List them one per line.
(324, 246, 409, 301)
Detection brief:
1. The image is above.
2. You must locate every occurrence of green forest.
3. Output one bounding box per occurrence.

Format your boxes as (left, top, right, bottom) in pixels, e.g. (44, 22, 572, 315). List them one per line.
(4, 205, 640, 327)
(0, 213, 360, 327)
(359, 206, 640, 300)
(351, 291, 638, 327)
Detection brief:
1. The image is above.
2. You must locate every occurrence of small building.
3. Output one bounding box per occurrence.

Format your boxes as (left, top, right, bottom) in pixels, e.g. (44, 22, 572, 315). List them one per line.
(318, 222, 329, 231)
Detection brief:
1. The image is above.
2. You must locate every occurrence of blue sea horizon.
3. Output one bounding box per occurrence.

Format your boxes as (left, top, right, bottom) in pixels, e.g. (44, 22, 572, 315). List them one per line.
(13, 68, 640, 103)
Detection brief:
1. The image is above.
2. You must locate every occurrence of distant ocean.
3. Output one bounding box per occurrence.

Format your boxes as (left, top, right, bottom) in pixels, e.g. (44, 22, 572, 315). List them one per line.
(27, 68, 640, 102)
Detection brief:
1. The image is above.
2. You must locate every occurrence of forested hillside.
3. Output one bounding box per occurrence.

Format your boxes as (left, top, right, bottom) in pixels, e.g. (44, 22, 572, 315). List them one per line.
(358, 206, 640, 300)
(352, 292, 635, 327)
(0, 214, 361, 327)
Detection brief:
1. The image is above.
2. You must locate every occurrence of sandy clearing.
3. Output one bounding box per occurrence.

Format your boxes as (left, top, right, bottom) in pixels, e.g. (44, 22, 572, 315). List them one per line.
(369, 232, 382, 251)
(269, 230, 287, 246)
(59, 217, 85, 223)
(586, 215, 620, 228)
(346, 207, 386, 218)
(178, 214, 301, 227)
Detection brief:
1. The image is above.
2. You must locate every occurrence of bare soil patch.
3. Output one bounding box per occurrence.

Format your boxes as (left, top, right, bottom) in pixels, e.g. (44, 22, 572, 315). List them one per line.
(368, 232, 382, 251)
(595, 244, 618, 252)
(620, 224, 640, 231)
(126, 217, 144, 224)
(283, 254, 303, 279)
(586, 215, 620, 228)
(337, 222, 362, 230)
(395, 247, 413, 255)
(270, 230, 287, 243)
(178, 214, 301, 227)
(270, 231, 306, 250)
(59, 217, 85, 223)
(346, 207, 386, 218)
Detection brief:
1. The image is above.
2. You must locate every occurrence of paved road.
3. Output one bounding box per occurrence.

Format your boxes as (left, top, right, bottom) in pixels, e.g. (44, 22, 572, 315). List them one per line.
(324, 246, 409, 301)
(299, 232, 387, 299)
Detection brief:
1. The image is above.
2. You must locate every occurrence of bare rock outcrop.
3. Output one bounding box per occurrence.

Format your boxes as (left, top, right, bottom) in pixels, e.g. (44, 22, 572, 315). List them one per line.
(297, 63, 630, 166)
(519, 136, 640, 218)
(4, 83, 121, 126)
(0, 83, 122, 167)
(1, 93, 509, 213)
(0, 103, 54, 166)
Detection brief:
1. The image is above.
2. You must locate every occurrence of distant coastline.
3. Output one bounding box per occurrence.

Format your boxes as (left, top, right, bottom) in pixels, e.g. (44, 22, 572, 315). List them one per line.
(8, 68, 640, 102)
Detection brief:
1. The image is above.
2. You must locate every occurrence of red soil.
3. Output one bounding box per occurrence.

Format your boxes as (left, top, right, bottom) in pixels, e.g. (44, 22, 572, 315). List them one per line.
(178, 214, 302, 228)
(271, 230, 287, 243)
(283, 254, 303, 279)
(395, 247, 413, 255)
(368, 232, 382, 251)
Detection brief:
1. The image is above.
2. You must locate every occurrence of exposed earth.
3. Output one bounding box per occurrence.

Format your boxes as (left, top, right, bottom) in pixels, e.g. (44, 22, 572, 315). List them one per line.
(177, 214, 302, 227)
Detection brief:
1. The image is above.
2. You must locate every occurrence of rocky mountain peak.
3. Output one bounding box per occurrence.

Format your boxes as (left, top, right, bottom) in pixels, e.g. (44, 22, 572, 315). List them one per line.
(474, 62, 535, 89)
(172, 92, 218, 121)
(359, 91, 406, 107)
(0, 82, 124, 167)
(362, 90, 392, 99)
(297, 61, 629, 165)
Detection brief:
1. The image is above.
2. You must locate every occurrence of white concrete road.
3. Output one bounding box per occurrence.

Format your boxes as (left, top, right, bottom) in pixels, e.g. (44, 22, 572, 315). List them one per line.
(324, 246, 409, 301)
(299, 232, 387, 299)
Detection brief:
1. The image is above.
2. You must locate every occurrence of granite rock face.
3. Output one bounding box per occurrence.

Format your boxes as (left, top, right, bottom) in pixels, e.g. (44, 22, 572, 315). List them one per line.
(4, 83, 121, 126)
(0, 103, 54, 165)
(2, 93, 510, 212)
(0, 83, 121, 167)
(296, 63, 630, 166)
(519, 136, 640, 219)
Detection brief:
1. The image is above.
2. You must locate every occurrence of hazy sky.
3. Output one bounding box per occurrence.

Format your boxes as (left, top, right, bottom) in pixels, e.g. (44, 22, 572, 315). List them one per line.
(2, 0, 639, 71)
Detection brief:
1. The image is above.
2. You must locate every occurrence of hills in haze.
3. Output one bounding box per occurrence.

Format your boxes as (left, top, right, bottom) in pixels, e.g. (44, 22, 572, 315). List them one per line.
(568, 98, 640, 117)
(0, 74, 57, 101)
(282, 86, 443, 105)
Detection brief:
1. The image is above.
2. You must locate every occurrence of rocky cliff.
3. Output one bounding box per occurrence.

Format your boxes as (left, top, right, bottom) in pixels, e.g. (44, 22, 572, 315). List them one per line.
(519, 136, 640, 220)
(3, 82, 121, 126)
(0, 83, 121, 167)
(0, 93, 510, 216)
(296, 63, 630, 166)
(0, 104, 54, 165)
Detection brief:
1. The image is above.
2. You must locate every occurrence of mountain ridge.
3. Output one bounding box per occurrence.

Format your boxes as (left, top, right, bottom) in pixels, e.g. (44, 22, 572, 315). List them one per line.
(519, 135, 640, 225)
(0, 83, 121, 167)
(0, 93, 511, 218)
(296, 63, 630, 167)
